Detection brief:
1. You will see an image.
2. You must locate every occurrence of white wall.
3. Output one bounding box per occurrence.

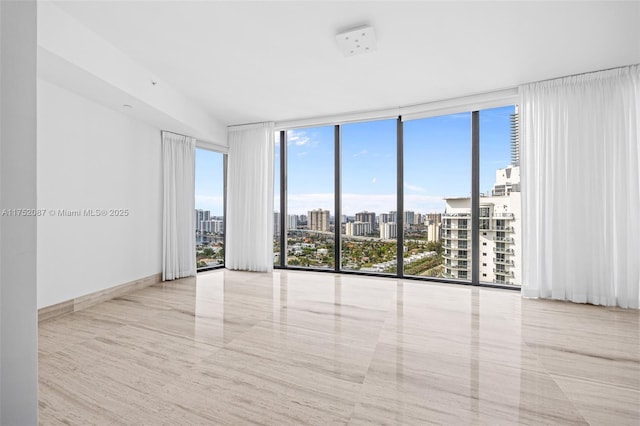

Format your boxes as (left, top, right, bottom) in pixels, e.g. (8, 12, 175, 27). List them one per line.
(1, 1, 38, 423)
(37, 79, 163, 308)
(38, 0, 227, 147)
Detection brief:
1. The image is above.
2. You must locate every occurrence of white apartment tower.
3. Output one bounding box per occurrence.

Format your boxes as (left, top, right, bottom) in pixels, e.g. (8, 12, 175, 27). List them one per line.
(287, 214, 298, 230)
(380, 222, 397, 240)
(195, 209, 211, 232)
(443, 165, 521, 285)
(345, 221, 372, 236)
(308, 208, 330, 232)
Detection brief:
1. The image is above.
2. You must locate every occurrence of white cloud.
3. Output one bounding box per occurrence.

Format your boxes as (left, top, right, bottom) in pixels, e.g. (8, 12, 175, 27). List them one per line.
(353, 149, 368, 157)
(286, 192, 446, 216)
(404, 182, 424, 192)
(195, 194, 224, 215)
(287, 129, 311, 146)
(371, 177, 377, 184)
(297, 152, 308, 157)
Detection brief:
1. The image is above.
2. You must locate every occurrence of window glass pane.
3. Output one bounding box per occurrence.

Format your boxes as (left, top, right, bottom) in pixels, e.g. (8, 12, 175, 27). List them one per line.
(287, 126, 335, 269)
(480, 105, 520, 286)
(273, 131, 281, 266)
(403, 113, 471, 279)
(341, 119, 397, 273)
(195, 148, 225, 269)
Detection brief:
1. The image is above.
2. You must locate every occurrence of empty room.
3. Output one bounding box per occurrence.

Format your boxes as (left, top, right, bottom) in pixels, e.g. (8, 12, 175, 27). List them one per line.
(0, 0, 639, 425)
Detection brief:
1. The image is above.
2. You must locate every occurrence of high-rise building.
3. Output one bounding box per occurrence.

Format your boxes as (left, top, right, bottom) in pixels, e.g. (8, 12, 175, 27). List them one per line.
(345, 221, 371, 236)
(195, 209, 211, 232)
(287, 214, 298, 230)
(492, 165, 520, 196)
(355, 211, 376, 229)
(211, 219, 224, 234)
(426, 222, 440, 242)
(443, 165, 521, 285)
(198, 217, 223, 234)
(425, 213, 442, 225)
(380, 222, 397, 240)
(510, 106, 520, 167)
(308, 208, 330, 232)
(274, 212, 281, 236)
(404, 210, 415, 228)
(378, 213, 391, 224)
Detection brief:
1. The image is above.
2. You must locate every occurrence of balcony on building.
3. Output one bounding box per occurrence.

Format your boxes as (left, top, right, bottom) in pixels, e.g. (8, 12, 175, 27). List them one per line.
(493, 269, 515, 277)
(493, 247, 515, 254)
(492, 212, 514, 219)
(493, 236, 514, 243)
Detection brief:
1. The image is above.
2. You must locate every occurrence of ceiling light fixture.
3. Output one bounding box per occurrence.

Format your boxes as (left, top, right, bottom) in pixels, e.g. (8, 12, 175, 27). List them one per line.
(336, 25, 376, 57)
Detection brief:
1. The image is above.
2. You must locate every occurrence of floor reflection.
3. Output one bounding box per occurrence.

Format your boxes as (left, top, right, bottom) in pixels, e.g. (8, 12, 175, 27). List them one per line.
(38, 269, 639, 425)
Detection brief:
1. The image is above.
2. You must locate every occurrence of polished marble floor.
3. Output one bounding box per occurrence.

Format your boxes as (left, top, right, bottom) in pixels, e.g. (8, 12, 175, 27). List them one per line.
(38, 270, 640, 425)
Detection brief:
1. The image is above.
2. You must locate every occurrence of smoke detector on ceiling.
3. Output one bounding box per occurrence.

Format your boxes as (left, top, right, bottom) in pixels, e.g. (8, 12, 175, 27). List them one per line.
(336, 26, 376, 57)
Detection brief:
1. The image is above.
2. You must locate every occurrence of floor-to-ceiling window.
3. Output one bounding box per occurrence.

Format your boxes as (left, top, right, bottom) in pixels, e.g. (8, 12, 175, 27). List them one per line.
(274, 104, 519, 288)
(286, 126, 335, 269)
(273, 131, 281, 267)
(479, 105, 520, 286)
(403, 113, 471, 280)
(341, 119, 397, 273)
(195, 148, 225, 270)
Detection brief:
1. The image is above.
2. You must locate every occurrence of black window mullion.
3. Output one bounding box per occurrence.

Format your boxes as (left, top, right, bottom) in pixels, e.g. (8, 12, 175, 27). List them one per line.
(471, 111, 480, 285)
(334, 125, 341, 272)
(279, 130, 287, 268)
(397, 116, 404, 278)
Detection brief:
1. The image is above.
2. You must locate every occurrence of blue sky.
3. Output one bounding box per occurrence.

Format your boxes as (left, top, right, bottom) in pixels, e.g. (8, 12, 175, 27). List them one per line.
(194, 148, 224, 215)
(196, 105, 515, 216)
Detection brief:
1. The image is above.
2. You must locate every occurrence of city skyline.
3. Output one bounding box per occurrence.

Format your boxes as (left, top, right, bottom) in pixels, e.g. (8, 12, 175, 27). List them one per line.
(196, 105, 515, 216)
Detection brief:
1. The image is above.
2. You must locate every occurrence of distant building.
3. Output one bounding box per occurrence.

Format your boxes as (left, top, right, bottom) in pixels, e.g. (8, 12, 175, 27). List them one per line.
(443, 165, 521, 285)
(199, 218, 224, 234)
(378, 213, 391, 224)
(345, 221, 371, 236)
(426, 221, 440, 243)
(195, 209, 211, 232)
(287, 214, 298, 230)
(355, 211, 376, 229)
(510, 106, 520, 167)
(380, 222, 397, 240)
(274, 212, 281, 236)
(425, 213, 442, 225)
(404, 210, 415, 228)
(308, 208, 330, 232)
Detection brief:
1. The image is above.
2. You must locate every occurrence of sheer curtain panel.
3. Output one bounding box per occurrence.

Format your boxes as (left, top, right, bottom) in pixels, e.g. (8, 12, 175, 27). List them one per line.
(520, 65, 640, 308)
(162, 131, 196, 280)
(226, 123, 274, 272)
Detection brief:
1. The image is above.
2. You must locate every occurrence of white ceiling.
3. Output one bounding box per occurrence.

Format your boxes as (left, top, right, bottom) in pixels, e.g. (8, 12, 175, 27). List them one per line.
(53, 1, 640, 126)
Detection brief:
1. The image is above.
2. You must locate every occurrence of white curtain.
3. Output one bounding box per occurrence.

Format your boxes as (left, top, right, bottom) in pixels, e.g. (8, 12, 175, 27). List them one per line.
(226, 123, 274, 272)
(520, 64, 640, 308)
(162, 131, 196, 280)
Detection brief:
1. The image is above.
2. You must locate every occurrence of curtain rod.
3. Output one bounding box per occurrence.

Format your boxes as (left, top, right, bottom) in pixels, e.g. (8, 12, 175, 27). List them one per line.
(271, 86, 518, 130)
(162, 130, 228, 152)
(527, 63, 639, 86)
(161, 130, 195, 139)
